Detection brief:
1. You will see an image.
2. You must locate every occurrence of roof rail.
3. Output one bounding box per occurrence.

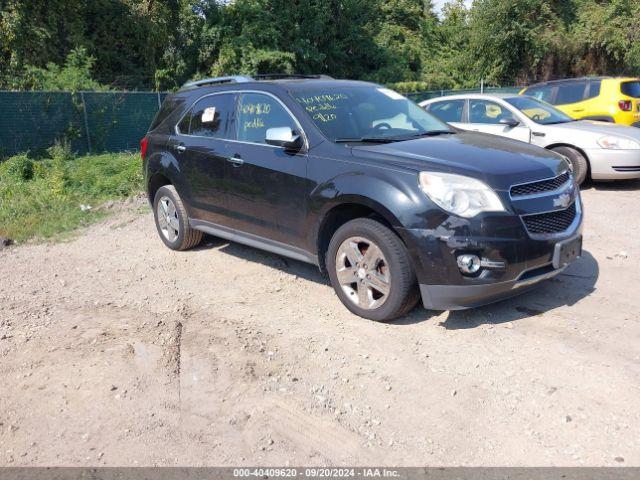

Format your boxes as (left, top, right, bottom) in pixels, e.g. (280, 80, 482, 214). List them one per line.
(179, 73, 333, 91)
(180, 75, 254, 90)
(252, 73, 334, 80)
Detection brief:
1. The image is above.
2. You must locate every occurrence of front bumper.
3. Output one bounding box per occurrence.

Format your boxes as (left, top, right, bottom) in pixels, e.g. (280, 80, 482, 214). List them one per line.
(585, 148, 640, 180)
(399, 197, 583, 311)
(419, 262, 566, 310)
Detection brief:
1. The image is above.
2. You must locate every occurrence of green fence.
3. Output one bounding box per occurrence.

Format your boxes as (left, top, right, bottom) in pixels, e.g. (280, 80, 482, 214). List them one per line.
(0, 91, 167, 158)
(0, 87, 520, 159)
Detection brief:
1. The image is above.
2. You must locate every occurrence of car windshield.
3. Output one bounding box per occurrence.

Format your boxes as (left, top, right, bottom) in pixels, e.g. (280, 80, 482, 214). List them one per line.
(291, 85, 453, 142)
(505, 96, 574, 125)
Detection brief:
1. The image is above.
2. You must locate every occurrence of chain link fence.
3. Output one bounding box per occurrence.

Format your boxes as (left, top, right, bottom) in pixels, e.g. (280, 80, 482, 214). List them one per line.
(0, 91, 167, 159)
(0, 87, 520, 159)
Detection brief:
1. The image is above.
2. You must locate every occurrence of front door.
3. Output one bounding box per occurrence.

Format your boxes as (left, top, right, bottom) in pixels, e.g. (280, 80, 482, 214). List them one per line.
(224, 92, 310, 248)
(467, 99, 531, 143)
(167, 92, 235, 225)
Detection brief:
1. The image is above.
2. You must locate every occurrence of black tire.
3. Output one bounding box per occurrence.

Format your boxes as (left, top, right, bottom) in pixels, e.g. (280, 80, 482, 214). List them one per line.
(326, 218, 419, 321)
(153, 185, 203, 250)
(551, 146, 589, 185)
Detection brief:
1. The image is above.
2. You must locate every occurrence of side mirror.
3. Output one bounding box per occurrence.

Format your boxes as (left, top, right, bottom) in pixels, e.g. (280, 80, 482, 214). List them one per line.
(265, 127, 303, 150)
(499, 116, 520, 128)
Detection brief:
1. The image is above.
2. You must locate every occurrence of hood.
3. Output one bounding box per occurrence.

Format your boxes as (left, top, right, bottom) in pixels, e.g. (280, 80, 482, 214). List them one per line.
(350, 131, 566, 191)
(554, 120, 640, 141)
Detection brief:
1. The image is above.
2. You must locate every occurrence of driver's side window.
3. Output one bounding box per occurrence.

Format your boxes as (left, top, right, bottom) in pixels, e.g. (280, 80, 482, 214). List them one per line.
(236, 93, 297, 144)
(469, 100, 509, 124)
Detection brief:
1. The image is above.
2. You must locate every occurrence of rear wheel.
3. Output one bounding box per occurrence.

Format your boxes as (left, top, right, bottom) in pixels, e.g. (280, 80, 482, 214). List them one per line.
(551, 146, 589, 185)
(326, 218, 419, 321)
(153, 185, 203, 250)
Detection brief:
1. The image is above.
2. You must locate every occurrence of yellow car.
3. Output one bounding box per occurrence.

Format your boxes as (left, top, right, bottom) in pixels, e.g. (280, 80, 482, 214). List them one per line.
(520, 77, 640, 127)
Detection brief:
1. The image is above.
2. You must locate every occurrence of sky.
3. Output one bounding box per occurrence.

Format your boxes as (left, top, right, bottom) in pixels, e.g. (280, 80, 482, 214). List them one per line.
(432, 0, 473, 17)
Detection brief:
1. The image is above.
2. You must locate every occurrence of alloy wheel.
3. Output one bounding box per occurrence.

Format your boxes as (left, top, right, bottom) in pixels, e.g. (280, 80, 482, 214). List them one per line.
(157, 196, 180, 242)
(335, 236, 390, 310)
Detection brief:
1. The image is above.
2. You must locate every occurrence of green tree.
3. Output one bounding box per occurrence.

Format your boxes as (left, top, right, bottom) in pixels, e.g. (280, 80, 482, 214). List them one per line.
(9, 47, 107, 91)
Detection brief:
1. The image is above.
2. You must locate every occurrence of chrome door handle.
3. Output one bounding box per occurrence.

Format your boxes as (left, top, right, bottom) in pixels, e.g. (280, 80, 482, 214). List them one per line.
(174, 144, 186, 153)
(227, 154, 244, 167)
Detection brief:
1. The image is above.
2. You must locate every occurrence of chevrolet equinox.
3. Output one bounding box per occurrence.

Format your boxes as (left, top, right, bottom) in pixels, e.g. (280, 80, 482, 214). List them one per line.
(141, 74, 583, 321)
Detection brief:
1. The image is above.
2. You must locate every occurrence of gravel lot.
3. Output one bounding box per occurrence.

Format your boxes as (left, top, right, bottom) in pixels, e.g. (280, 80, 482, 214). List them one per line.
(1, 182, 639, 466)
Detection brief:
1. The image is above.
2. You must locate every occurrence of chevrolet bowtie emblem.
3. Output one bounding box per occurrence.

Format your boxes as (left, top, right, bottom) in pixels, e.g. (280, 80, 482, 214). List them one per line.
(553, 193, 571, 208)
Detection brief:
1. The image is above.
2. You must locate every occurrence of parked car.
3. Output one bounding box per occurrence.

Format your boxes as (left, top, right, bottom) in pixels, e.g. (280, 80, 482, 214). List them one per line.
(421, 93, 640, 184)
(142, 74, 582, 321)
(519, 77, 640, 127)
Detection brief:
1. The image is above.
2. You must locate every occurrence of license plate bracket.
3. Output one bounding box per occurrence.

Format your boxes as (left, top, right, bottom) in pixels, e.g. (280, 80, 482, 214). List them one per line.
(553, 235, 582, 269)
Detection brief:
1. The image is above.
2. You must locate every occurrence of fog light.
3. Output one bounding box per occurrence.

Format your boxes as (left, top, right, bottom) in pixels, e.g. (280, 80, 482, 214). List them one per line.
(457, 254, 481, 275)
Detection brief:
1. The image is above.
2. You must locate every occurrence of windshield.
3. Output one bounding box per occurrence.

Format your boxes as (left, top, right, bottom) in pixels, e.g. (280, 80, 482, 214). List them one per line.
(505, 96, 574, 125)
(291, 85, 452, 142)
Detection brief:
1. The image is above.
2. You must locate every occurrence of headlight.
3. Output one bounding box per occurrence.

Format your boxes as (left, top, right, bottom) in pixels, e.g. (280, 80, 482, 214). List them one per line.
(597, 135, 640, 150)
(418, 172, 506, 218)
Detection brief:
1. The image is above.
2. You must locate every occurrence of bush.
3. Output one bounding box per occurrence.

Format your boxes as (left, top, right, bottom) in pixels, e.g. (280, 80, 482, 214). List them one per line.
(1, 154, 35, 182)
(0, 150, 142, 242)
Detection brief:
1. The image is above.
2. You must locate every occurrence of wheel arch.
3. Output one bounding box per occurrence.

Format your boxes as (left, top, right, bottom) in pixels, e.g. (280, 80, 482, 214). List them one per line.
(545, 142, 591, 176)
(147, 172, 172, 205)
(314, 197, 411, 277)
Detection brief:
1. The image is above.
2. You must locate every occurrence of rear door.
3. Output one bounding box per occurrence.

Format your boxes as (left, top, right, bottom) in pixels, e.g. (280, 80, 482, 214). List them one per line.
(223, 91, 310, 248)
(552, 80, 589, 118)
(467, 99, 531, 143)
(167, 92, 235, 225)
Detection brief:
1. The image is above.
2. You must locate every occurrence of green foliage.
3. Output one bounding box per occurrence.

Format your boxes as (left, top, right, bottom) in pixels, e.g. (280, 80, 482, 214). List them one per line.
(1, 0, 640, 93)
(0, 150, 142, 242)
(9, 47, 108, 91)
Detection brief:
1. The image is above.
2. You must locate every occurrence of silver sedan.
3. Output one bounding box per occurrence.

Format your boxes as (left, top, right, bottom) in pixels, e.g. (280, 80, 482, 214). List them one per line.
(420, 93, 640, 183)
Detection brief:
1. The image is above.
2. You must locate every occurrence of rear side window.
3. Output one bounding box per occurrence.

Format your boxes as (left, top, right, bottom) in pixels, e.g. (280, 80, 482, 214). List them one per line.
(586, 80, 601, 99)
(523, 85, 553, 103)
(176, 93, 234, 138)
(621, 81, 640, 98)
(236, 93, 297, 144)
(427, 100, 465, 122)
(554, 82, 587, 105)
(187, 94, 235, 138)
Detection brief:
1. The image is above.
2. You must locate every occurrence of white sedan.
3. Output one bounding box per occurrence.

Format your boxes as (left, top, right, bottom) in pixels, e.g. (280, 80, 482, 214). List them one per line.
(420, 93, 640, 184)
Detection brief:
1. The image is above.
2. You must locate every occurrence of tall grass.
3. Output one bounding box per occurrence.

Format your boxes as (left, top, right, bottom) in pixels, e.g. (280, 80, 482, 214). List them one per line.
(0, 145, 143, 242)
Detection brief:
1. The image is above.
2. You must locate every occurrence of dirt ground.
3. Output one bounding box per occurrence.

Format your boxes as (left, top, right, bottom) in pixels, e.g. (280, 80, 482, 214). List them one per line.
(1, 181, 639, 467)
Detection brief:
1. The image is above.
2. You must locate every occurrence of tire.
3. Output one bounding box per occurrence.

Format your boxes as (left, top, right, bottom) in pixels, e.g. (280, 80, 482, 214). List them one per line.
(326, 218, 419, 321)
(551, 146, 589, 185)
(153, 185, 203, 250)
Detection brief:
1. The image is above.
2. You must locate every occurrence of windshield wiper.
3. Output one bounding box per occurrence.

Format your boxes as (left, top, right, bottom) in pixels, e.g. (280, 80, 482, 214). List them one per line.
(334, 137, 399, 143)
(382, 130, 456, 141)
(398, 130, 455, 138)
(335, 130, 455, 144)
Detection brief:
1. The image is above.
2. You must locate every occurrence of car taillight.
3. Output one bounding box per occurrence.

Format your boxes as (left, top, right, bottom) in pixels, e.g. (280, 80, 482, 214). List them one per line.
(140, 136, 148, 160)
(618, 100, 632, 111)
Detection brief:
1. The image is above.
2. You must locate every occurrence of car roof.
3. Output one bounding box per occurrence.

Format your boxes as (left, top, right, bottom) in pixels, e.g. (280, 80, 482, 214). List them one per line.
(421, 93, 519, 104)
(523, 76, 640, 88)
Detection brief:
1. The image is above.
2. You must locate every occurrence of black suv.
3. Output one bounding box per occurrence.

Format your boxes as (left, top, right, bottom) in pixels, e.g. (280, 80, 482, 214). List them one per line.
(142, 74, 583, 321)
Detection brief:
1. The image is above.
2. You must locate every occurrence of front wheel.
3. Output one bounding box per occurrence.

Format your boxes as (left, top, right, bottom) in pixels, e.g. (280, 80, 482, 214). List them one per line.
(326, 218, 419, 321)
(551, 146, 589, 185)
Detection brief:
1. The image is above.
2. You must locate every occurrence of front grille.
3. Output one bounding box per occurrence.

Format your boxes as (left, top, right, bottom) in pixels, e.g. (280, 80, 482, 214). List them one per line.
(522, 202, 577, 235)
(510, 171, 570, 197)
